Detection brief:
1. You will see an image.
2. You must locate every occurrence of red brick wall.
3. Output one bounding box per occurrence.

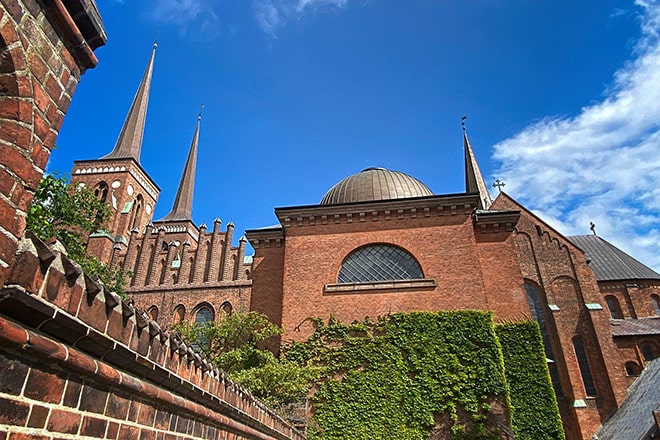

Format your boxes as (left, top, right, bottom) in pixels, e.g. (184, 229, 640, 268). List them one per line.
(263, 207, 528, 342)
(1, 1, 77, 283)
(0, 233, 304, 440)
(493, 194, 625, 440)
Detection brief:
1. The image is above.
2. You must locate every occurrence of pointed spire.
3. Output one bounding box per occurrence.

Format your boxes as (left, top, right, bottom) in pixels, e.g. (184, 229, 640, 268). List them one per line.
(160, 113, 201, 222)
(102, 42, 157, 162)
(462, 117, 493, 209)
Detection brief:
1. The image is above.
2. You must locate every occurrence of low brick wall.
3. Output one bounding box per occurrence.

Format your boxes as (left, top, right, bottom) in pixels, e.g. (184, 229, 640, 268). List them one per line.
(0, 233, 305, 440)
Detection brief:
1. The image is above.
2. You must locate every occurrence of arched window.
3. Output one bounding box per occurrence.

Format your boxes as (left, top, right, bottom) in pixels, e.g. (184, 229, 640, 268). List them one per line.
(652, 294, 660, 317)
(147, 306, 159, 321)
(94, 181, 109, 203)
(173, 305, 185, 324)
(130, 194, 144, 229)
(525, 282, 563, 396)
(195, 305, 215, 325)
(220, 301, 233, 316)
(573, 337, 597, 396)
(338, 244, 423, 283)
(605, 296, 623, 319)
(641, 344, 656, 362)
(625, 361, 642, 376)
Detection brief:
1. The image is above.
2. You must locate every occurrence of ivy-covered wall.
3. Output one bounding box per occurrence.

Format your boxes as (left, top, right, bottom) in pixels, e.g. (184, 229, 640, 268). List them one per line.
(287, 311, 512, 439)
(285, 312, 564, 440)
(496, 322, 565, 440)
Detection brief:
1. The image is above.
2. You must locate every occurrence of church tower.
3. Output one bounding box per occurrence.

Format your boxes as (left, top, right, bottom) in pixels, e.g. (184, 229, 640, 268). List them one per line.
(71, 44, 160, 263)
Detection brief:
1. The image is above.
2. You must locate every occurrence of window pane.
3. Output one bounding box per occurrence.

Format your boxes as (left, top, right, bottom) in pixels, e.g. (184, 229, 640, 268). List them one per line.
(606, 297, 622, 319)
(195, 306, 214, 325)
(653, 295, 660, 317)
(525, 282, 563, 396)
(573, 338, 597, 396)
(642, 344, 656, 361)
(338, 245, 423, 283)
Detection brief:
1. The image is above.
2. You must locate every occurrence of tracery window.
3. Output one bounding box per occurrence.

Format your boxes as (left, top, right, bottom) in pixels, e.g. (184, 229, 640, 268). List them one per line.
(338, 244, 423, 283)
(94, 181, 109, 203)
(573, 337, 597, 396)
(195, 305, 214, 325)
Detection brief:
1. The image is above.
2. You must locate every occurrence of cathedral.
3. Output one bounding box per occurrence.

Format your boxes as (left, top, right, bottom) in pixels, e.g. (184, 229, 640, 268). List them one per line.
(72, 46, 660, 440)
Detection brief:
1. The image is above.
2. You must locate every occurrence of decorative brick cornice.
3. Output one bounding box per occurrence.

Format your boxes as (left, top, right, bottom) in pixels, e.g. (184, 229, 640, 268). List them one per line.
(73, 158, 160, 200)
(473, 210, 520, 234)
(275, 194, 481, 228)
(245, 227, 285, 249)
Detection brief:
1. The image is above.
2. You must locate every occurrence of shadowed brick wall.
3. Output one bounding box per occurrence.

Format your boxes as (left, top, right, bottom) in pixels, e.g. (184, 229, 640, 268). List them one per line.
(0, 233, 305, 440)
(0, 0, 105, 285)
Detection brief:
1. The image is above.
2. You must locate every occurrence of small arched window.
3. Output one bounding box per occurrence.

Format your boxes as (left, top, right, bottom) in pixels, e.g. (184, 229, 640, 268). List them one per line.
(641, 344, 656, 362)
(573, 337, 597, 396)
(625, 361, 642, 376)
(338, 244, 423, 283)
(652, 294, 660, 317)
(94, 181, 109, 203)
(147, 306, 159, 321)
(173, 305, 185, 324)
(220, 301, 233, 316)
(195, 305, 215, 325)
(605, 296, 623, 319)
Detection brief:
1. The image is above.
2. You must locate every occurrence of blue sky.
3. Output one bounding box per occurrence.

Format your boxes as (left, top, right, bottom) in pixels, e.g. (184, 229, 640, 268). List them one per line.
(51, 0, 660, 270)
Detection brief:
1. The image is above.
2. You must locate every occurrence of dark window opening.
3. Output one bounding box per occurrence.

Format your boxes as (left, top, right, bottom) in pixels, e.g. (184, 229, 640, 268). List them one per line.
(642, 344, 656, 362)
(525, 282, 563, 396)
(573, 338, 597, 396)
(625, 361, 642, 376)
(605, 296, 623, 319)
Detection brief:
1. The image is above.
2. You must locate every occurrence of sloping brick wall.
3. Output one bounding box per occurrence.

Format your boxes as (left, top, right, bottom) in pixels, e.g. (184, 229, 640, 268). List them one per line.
(0, 233, 305, 440)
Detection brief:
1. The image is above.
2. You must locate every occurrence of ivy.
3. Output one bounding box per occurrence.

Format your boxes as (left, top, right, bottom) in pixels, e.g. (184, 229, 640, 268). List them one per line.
(496, 322, 565, 440)
(284, 311, 513, 439)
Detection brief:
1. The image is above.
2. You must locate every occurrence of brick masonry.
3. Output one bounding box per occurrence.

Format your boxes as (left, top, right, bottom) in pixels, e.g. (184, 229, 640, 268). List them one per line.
(0, 232, 304, 440)
(0, 0, 103, 285)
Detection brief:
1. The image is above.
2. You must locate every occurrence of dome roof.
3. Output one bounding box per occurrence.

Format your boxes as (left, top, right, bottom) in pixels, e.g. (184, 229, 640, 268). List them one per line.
(320, 167, 434, 205)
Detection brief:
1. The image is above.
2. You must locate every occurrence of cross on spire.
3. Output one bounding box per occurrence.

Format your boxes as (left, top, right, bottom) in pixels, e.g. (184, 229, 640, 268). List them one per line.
(461, 115, 467, 132)
(492, 179, 506, 193)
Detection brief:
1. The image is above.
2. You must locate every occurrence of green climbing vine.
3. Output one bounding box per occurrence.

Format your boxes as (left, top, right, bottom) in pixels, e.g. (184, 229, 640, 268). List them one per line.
(284, 311, 513, 440)
(496, 321, 565, 440)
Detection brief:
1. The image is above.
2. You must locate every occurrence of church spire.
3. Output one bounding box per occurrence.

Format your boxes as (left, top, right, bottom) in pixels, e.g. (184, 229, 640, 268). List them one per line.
(462, 118, 493, 210)
(102, 42, 157, 162)
(160, 113, 201, 222)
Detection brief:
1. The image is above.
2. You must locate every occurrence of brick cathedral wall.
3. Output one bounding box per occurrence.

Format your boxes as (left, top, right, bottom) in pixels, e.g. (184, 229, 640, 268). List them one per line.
(0, 1, 96, 285)
(0, 233, 304, 440)
(275, 213, 530, 341)
(492, 194, 625, 440)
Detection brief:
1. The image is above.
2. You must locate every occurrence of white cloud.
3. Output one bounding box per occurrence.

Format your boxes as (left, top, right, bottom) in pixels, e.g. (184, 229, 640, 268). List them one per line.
(493, 0, 660, 272)
(147, 0, 219, 39)
(253, 0, 350, 37)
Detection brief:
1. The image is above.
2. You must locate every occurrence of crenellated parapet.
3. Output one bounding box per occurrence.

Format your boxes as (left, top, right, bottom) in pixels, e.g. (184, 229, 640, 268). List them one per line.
(0, 232, 303, 440)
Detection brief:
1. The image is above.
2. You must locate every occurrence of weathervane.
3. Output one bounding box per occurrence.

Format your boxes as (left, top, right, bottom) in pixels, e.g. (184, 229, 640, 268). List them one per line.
(590, 222, 597, 235)
(492, 179, 505, 193)
(461, 115, 467, 132)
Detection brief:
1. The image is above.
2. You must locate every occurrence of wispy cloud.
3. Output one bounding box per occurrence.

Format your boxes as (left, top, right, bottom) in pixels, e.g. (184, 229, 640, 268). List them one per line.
(253, 0, 350, 37)
(147, 0, 219, 39)
(493, 0, 660, 271)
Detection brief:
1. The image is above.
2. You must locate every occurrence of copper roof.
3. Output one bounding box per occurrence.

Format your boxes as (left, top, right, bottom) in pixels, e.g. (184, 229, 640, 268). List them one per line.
(320, 167, 433, 205)
(568, 235, 660, 281)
